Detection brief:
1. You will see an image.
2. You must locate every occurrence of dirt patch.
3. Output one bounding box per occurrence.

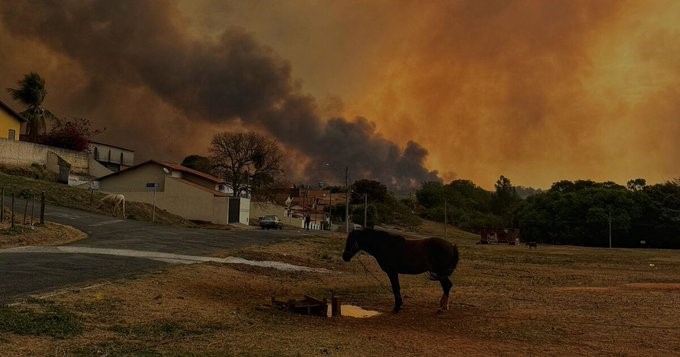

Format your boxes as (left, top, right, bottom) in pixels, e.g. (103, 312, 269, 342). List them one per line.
(0, 221, 86, 249)
(2, 228, 679, 356)
(552, 287, 614, 293)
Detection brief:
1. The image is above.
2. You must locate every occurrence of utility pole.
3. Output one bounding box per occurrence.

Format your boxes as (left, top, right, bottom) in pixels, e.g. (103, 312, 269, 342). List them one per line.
(345, 166, 350, 233)
(608, 211, 612, 248)
(363, 193, 367, 228)
(444, 199, 448, 240)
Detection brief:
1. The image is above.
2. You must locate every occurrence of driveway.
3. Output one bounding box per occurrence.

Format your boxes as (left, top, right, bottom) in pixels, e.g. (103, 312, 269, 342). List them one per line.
(0, 204, 308, 304)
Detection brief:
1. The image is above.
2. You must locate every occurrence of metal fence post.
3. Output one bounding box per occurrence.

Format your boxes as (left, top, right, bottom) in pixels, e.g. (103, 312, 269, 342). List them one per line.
(11, 192, 15, 229)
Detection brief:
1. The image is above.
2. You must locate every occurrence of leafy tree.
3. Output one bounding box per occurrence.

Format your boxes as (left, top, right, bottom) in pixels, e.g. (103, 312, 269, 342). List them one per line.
(351, 204, 377, 228)
(515, 179, 680, 248)
(209, 132, 283, 197)
(351, 179, 388, 204)
(181, 155, 211, 174)
(416, 179, 506, 232)
(39, 118, 102, 152)
(7, 73, 57, 142)
(515, 185, 543, 199)
(416, 181, 444, 208)
(627, 178, 647, 191)
(491, 175, 520, 215)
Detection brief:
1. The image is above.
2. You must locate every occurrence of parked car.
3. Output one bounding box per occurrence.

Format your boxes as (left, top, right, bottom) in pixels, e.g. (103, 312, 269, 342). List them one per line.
(259, 215, 283, 230)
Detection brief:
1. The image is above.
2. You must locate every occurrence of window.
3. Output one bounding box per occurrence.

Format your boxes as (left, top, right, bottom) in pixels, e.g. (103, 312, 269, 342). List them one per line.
(8, 129, 16, 140)
(93, 147, 99, 160)
(120, 152, 124, 164)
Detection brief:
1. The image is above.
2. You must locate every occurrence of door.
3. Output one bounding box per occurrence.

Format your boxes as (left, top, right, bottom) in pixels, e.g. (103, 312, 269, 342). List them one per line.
(228, 198, 240, 223)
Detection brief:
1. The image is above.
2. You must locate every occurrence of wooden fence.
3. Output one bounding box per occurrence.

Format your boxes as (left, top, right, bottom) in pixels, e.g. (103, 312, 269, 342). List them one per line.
(0, 187, 45, 229)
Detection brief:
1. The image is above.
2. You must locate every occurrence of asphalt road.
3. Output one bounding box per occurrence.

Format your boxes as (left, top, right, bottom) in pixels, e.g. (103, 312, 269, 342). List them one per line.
(0, 204, 304, 304)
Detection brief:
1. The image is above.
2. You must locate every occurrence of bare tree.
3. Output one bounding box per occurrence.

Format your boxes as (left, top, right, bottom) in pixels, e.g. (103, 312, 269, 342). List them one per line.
(209, 132, 283, 198)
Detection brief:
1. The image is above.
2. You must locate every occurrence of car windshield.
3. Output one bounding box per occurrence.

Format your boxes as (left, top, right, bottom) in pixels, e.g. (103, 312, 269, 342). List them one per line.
(263, 215, 277, 220)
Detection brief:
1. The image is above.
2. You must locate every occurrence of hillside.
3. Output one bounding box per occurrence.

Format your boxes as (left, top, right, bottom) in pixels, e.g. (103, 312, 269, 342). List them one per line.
(0, 167, 190, 226)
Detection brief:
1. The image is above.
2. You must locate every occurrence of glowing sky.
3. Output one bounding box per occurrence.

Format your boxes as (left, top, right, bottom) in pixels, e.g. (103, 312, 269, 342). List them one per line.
(1, 0, 679, 189)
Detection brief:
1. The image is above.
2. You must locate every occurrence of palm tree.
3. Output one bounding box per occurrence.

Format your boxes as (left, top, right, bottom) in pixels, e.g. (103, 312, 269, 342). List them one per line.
(7, 72, 57, 141)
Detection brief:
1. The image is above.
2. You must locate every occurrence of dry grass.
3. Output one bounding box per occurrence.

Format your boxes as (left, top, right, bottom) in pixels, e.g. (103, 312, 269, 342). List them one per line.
(0, 170, 191, 226)
(0, 208, 86, 249)
(1, 226, 679, 356)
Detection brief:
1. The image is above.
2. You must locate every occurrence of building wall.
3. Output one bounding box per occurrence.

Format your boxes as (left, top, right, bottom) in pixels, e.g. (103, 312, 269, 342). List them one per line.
(98, 163, 167, 193)
(0, 109, 21, 140)
(212, 196, 229, 225)
(89, 157, 114, 178)
(100, 170, 230, 225)
(239, 197, 251, 225)
(162, 178, 226, 224)
(91, 143, 134, 167)
(0, 138, 89, 174)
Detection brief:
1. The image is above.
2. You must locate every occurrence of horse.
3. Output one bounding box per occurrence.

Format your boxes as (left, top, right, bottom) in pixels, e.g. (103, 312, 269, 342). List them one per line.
(100, 194, 126, 218)
(342, 229, 459, 313)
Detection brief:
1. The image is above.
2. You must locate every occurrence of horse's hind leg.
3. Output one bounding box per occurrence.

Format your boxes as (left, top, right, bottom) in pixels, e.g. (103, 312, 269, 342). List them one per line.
(387, 272, 403, 313)
(438, 277, 453, 311)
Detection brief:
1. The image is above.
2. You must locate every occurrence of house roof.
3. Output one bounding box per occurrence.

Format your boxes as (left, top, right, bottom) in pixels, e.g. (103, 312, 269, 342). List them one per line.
(0, 99, 27, 123)
(98, 159, 224, 185)
(160, 161, 224, 184)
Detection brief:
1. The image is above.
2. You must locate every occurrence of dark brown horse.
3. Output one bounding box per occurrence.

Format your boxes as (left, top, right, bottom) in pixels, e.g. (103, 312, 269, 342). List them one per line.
(342, 229, 459, 313)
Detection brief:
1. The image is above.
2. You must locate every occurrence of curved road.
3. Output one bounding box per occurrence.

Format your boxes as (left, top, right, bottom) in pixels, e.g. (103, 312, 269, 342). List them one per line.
(0, 204, 304, 304)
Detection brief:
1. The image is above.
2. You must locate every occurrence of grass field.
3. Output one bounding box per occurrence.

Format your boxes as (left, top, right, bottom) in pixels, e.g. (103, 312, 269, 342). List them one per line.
(1, 222, 678, 356)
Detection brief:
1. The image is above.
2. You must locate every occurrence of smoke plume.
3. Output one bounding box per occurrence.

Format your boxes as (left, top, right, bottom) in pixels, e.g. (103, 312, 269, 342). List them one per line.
(2, 1, 680, 188)
(0, 0, 437, 189)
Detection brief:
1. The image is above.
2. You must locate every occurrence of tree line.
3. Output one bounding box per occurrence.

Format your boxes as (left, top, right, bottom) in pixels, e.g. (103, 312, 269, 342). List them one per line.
(515, 179, 680, 248)
(416, 176, 680, 249)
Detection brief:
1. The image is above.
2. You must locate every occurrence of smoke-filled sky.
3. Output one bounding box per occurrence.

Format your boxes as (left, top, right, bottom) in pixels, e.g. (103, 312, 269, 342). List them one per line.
(1, 0, 679, 189)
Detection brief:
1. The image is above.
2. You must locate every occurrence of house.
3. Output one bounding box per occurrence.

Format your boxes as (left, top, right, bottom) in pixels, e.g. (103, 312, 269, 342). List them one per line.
(0, 99, 26, 141)
(90, 141, 135, 172)
(96, 160, 250, 225)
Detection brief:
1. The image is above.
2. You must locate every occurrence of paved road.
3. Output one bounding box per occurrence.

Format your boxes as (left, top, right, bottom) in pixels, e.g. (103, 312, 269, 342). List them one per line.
(0, 204, 307, 304)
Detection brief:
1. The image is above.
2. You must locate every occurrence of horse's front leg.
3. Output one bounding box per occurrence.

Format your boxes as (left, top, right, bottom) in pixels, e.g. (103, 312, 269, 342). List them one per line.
(438, 277, 453, 312)
(387, 272, 403, 313)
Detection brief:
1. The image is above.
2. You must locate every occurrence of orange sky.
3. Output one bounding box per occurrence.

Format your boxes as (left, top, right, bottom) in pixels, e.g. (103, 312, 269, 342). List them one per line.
(2, 1, 679, 189)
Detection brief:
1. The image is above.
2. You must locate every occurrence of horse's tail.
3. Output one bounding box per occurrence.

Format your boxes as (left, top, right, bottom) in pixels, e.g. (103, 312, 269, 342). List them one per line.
(428, 243, 459, 281)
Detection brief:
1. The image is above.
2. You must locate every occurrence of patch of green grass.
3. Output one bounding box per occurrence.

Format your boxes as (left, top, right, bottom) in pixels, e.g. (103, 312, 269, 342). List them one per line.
(0, 303, 83, 338)
(0, 226, 32, 236)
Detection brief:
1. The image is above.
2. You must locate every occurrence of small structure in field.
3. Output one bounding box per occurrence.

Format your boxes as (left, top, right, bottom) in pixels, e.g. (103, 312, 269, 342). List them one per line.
(272, 295, 331, 317)
(479, 228, 520, 245)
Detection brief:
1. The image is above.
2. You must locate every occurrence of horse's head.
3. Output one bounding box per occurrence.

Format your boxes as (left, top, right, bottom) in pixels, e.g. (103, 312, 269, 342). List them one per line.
(342, 230, 362, 261)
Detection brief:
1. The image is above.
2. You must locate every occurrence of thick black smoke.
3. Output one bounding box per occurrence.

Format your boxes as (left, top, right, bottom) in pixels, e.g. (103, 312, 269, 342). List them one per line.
(0, 0, 439, 189)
